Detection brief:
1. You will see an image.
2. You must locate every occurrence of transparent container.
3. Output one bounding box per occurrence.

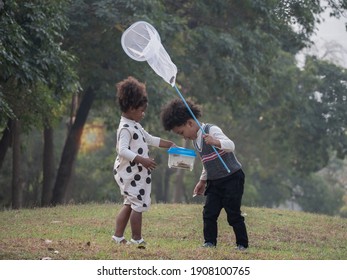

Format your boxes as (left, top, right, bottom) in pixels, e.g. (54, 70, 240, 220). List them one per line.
(167, 147, 196, 171)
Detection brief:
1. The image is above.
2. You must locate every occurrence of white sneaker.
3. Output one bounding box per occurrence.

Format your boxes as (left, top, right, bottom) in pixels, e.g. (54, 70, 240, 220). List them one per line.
(129, 238, 146, 249)
(111, 235, 128, 244)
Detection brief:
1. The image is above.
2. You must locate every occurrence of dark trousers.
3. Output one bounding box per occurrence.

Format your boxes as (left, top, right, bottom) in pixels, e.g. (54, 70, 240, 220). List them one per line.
(203, 169, 248, 247)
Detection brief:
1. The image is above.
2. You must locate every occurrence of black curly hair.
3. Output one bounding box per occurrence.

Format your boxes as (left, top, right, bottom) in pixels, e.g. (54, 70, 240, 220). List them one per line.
(160, 98, 202, 131)
(116, 76, 148, 112)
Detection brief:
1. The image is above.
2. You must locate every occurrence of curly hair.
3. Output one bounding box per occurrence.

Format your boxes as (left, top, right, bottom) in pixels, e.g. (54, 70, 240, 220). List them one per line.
(160, 98, 202, 131)
(116, 76, 148, 112)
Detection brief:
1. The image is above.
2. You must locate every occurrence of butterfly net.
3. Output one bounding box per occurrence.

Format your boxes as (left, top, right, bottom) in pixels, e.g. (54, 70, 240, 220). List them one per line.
(121, 21, 177, 86)
(121, 21, 230, 173)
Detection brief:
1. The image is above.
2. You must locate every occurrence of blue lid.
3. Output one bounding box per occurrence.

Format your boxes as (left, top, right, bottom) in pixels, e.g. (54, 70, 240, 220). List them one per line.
(168, 147, 196, 157)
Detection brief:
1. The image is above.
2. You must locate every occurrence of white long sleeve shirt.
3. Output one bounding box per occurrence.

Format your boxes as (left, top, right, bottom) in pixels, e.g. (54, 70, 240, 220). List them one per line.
(117, 116, 160, 162)
(195, 124, 235, 181)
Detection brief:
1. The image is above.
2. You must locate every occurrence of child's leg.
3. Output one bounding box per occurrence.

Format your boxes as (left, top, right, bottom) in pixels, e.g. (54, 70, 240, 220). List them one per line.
(223, 171, 248, 248)
(203, 182, 223, 246)
(114, 204, 132, 238)
(130, 209, 142, 240)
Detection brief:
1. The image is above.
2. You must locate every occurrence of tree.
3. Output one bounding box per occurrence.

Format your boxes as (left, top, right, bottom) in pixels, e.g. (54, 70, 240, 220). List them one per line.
(51, 86, 95, 204)
(50, 0, 182, 204)
(0, 0, 77, 208)
(164, 0, 347, 209)
(1, 0, 346, 213)
(11, 120, 21, 209)
(50, 0, 129, 204)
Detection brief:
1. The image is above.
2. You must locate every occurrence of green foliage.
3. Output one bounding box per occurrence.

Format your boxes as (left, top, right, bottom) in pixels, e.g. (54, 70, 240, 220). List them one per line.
(0, 0, 72, 85)
(0, 0, 78, 126)
(166, 0, 324, 110)
(0, 92, 14, 119)
(309, 58, 347, 159)
(297, 174, 344, 215)
(1, 0, 347, 215)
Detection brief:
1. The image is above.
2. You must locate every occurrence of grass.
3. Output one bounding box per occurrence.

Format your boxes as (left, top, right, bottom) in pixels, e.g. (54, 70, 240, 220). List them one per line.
(0, 203, 346, 260)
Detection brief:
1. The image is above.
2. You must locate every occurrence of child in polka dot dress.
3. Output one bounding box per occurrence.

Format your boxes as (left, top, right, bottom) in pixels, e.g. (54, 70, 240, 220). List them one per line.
(112, 76, 174, 248)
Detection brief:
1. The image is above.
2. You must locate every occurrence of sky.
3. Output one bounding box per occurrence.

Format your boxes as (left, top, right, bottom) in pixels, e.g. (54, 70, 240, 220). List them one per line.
(307, 7, 347, 67)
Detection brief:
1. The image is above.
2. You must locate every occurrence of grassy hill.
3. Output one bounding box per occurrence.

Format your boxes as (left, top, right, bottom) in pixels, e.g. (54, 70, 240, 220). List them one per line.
(0, 203, 346, 260)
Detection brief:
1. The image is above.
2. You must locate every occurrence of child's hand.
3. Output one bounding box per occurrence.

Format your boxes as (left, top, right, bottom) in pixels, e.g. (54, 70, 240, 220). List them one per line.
(203, 134, 220, 147)
(136, 156, 157, 171)
(193, 180, 206, 197)
(142, 157, 157, 171)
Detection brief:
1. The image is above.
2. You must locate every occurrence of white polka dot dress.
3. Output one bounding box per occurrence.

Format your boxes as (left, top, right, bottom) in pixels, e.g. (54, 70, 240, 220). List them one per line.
(113, 117, 159, 212)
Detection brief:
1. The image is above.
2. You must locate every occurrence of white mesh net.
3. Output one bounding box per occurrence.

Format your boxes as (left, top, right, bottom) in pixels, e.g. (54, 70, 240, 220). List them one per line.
(121, 21, 177, 86)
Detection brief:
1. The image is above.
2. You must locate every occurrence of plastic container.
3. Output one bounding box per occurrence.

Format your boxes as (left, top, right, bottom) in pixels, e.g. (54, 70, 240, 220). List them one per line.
(167, 147, 196, 171)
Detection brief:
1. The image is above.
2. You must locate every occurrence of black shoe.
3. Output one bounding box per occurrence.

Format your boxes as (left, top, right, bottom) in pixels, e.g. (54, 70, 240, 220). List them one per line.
(235, 245, 247, 251)
(202, 242, 216, 248)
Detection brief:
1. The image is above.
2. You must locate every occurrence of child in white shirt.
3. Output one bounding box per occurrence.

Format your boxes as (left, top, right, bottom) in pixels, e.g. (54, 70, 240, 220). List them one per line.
(112, 76, 174, 248)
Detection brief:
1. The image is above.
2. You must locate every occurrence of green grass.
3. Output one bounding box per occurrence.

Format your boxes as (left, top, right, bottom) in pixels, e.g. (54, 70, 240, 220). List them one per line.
(0, 203, 346, 260)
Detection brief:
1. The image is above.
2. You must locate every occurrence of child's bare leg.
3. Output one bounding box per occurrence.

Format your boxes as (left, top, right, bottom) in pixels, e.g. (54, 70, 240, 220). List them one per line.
(130, 210, 142, 240)
(114, 204, 132, 238)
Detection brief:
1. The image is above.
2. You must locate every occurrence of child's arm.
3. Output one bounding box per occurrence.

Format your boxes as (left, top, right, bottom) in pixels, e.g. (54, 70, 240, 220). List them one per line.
(132, 155, 157, 170)
(193, 180, 206, 196)
(203, 126, 235, 151)
(202, 134, 221, 148)
(118, 129, 137, 161)
(159, 139, 175, 148)
(133, 140, 174, 170)
(142, 129, 175, 148)
(118, 129, 156, 170)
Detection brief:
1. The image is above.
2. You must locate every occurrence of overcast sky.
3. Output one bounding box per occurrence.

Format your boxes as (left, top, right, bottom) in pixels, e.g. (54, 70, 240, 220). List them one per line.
(309, 8, 347, 67)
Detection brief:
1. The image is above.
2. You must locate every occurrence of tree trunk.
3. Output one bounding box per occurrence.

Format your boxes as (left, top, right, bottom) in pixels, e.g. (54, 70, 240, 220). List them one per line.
(11, 120, 22, 209)
(41, 125, 55, 206)
(51, 87, 96, 205)
(0, 118, 12, 170)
